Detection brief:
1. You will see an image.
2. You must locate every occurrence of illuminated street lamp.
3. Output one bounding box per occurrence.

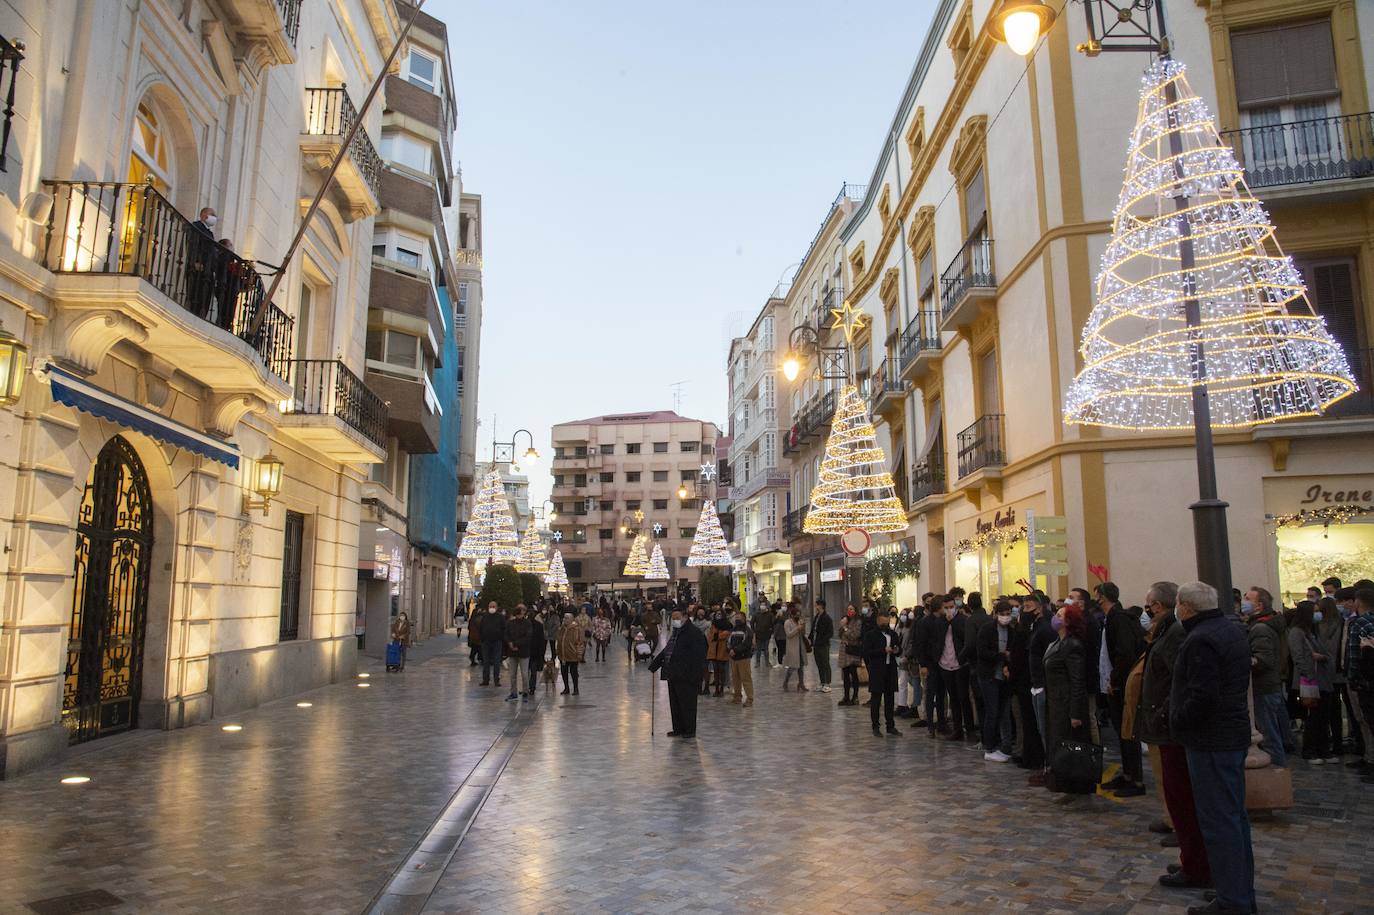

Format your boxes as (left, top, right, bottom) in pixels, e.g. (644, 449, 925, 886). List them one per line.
(0, 320, 28, 407)
(243, 453, 285, 515)
(989, 0, 1058, 56)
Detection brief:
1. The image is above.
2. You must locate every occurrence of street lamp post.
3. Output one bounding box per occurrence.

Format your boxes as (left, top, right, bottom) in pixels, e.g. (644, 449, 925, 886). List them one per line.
(491, 423, 540, 470)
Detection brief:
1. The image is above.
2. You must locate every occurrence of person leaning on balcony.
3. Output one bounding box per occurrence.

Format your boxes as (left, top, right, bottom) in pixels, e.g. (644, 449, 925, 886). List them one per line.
(185, 207, 221, 321)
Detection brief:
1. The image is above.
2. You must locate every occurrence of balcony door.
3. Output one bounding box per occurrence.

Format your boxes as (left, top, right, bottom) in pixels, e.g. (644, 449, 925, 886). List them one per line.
(1232, 19, 1340, 169)
(978, 349, 1000, 418)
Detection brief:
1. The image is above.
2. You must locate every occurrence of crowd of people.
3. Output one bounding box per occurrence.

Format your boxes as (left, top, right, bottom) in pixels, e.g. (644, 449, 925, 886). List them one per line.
(433, 575, 1374, 915)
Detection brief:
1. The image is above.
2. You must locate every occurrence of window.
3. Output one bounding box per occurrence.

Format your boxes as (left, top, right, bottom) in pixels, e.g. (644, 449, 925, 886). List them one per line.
(405, 47, 439, 93)
(554, 447, 566, 459)
(394, 247, 422, 269)
(680, 499, 699, 510)
(574, 474, 587, 487)
(373, 230, 433, 274)
(653, 442, 668, 453)
(380, 132, 433, 175)
(653, 499, 668, 510)
(371, 243, 387, 259)
(599, 471, 613, 483)
(918, 248, 935, 314)
(681, 470, 697, 482)
(599, 444, 614, 455)
(652, 470, 669, 482)
(457, 282, 469, 313)
(978, 349, 1001, 416)
(624, 528, 637, 539)
(680, 441, 699, 453)
(128, 101, 174, 193)
(565, 560, 583, 579)
(599, 528, 613, 540)
(1296, 257, 1367, 410)
(626, 499, 641, 511)
(599, 499, 613, 511)
(963, 167, 987, 239)
(366, 329, 421, 371)
(651, 525, 668, 538)
(679, 527, 696, 540)
(1232, 20, 1339, 166)
(626, 442, 642, 454)
(279, 511, 305, 642)
(626, 471, 641, 483)
(553, 474, 565, 486)
(574, 446, 588, 457)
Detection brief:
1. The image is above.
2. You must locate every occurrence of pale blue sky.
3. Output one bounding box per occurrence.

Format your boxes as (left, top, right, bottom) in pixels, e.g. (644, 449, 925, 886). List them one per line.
(432, 1, 937, 505)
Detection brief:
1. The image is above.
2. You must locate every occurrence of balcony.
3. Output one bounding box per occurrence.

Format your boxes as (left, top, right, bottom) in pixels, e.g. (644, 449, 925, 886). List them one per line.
(742, 526, 782, 556)
(940, 236, 996, 331)
(279, 359, 388, 463)
(782, 506, 808, 541)
(302, 87, 383, 218)
(221, 0, 302, 66)
(910, 456, 947, 507)
(899, 309, 942, 382)
(1221, 111, 1374, 195)
(364, 367, 439, 454)
(869, 359, 907, 420)
(0, 36, 22, 172)
(957, 414, 1005, 479)
(41, 181, 294, 395)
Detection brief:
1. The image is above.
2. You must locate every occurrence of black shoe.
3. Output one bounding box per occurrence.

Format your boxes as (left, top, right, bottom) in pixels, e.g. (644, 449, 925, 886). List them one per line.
(573, 688, 579, 695)
(1168, 864, 1182, 874)
(560, 688, 570, 695)
(1150, 820, 1175, 834)
(873, 726, 883, 737)
(1160, 834, 1180, 848)
(666, 730, 681, 737)
(1103, 774, 1130, 789)
(681, 733, 695, 739)
(1159, 871, 1211, 889)
(887, 727, 902, 736)
(910, 717, 926, 727)
(1115, 783, 1146, 798)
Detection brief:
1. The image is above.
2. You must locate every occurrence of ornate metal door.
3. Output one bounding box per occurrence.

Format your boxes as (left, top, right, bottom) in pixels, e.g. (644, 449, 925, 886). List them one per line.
(63, 436, 154, 744)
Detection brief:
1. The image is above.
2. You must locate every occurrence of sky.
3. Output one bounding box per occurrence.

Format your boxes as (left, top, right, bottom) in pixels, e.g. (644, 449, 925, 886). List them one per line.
(431, 0, 938, 508)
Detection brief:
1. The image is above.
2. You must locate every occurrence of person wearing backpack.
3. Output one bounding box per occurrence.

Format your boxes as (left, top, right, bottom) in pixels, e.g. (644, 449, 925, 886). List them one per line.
(727, 619, 755, 707)
(1103, 581, 1147, 796)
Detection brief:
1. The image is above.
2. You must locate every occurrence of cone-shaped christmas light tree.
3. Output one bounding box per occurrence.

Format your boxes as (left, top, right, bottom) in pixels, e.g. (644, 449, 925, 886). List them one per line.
(622, 532, 649, 576)
(457, 471, 522, 565)
(803, 384, 908, 534)
(686, 500, 733, 566)
(546, 549, 569, 593)
(1065, 59, 1357, 431)
(644, 543, 670, 580)
(516, 525, 549, 576)
(457, 562, 473, 591)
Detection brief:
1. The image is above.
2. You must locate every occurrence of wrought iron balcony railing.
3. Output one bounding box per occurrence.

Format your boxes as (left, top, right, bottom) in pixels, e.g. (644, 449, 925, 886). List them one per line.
(1220, 111, 1374, 190)
(41, 180, 295, 380)
(899, 309, 941, 370)
(783, 506, 809, 540)
(303, 87, 383, 201)
(940, 236, 996, 319)
(0, 36, 22, 172)
(869, 359, 905, 406)
(276, 0, 303, 47)
(285, 359, 388, 448)
(956, 414, 1005, 478)
(911, 456, 947, 502)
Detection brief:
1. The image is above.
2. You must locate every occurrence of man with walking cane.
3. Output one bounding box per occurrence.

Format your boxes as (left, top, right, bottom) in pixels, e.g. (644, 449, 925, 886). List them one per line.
(649, 606, 707, 739)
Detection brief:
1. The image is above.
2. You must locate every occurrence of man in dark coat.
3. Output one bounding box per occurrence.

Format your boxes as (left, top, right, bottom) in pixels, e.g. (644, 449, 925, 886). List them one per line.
(975, 599, 1018, 761)
(478, 602, 506, 688)
(504, 604, 534, 700)
(864, 608, 902, 736)
(912, 596, 950, 735)
(809, 599, 834, 692)
(1170, 581, 1255, 915)
(751, 603, 775, 668)
(650, 606, 708, 738)
(1101, 581, 1146, 795)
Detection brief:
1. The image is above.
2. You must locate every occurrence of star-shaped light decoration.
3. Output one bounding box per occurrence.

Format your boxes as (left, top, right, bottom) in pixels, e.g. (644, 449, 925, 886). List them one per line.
(699, 462, 717, 481)
(830, 298, 868, 343)
(652, 522, 664, 536)
(552, 530, 563, 542)
(634, 509, 645, 523)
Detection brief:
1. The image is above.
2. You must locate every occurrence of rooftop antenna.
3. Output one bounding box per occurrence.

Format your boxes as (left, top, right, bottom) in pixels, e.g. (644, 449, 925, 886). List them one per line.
(669, 381, 688, 413)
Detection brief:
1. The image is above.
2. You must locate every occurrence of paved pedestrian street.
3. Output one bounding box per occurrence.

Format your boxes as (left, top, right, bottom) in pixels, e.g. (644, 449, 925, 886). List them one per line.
(1, 638, 1370, 915)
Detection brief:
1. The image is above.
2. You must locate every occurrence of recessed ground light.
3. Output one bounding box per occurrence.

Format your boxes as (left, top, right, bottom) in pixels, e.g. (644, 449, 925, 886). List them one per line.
(357, 682, 370, 688)
(357, 672, 371, 678)
(221, 724, 243, 732)
(60, 775, 90, 785)
(296, 701, 313, 708)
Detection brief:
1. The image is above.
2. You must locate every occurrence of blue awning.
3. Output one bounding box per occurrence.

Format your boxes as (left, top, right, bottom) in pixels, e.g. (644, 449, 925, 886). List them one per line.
(47, 365, 240, 468)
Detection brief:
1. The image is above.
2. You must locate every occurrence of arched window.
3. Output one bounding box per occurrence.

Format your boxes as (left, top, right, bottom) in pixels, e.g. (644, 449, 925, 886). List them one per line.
(127, 101, 173, 193)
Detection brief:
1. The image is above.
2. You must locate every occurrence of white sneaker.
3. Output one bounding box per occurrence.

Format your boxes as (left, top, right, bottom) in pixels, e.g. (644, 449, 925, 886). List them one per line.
(820, 685, 832, 693)
(983, 750, 1012, 763)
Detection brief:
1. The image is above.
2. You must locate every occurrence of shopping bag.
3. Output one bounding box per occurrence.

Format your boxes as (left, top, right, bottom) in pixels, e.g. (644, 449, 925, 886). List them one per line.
(1050, 738, 1103, 787)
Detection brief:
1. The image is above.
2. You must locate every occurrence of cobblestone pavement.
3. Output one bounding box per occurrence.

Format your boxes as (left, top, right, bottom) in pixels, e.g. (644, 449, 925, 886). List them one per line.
(2, 635, 1370, 914)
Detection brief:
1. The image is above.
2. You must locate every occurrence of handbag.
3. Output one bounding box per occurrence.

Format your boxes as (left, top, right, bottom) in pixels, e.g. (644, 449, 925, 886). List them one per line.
(1050, 737, 1103, 788)
(1298, 675, 1320, 705)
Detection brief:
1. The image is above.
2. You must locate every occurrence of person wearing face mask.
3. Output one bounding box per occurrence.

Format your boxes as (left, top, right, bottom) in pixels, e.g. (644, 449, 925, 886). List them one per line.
(1288, 600, 1333, 764)
(1101, 581, 1147, 797)
(837, 605, 864, 706)
(1007, 595, 1044, 771)
(975, 599, 1017, 761)
(782, 604, 809, 692)
(933, 595, 970, 741)
(479, 602, 507, 688)
(862, 608, 902, 736)
(1243, 586, 1290, 766)
(1317, 595, 1354, 764)
(913, 595, 949, 736)
(1025, 593, 1056, 784)
(1044, 603, 1093, 794)
(809, 600, 834, 694)
(649, 607, 707, 737)
(896, 608, 922, 721)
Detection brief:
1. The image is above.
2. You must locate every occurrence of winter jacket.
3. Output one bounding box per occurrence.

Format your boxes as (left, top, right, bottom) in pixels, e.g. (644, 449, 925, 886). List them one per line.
(557, 621, 586, 663)
(727, 627, 753, 661)
(1247, 612, 1285, 696)
(839, 617, 865, 668)
(772, 616, 788, 643)
(1288, 626, 1332, 692)
(862, 624, 901, 692)
(783, 617, 807, 669)
(751, 609, 776, 644)
(1170, 609, 1253, 753)
(1043, 636, 1088, 750)
(975, 617, 1021, 682)
(1027, 616, 1055, 689)
(652, 621, 707, 683)
(505, 616, 533, 658)
(809, 611, 834, 648)
(543, 612, 560, 642)
(1105, 605, 1146, 694)
(960, 609, 989, 669)
(707, 624, 731, 662)
(479, 611, 506, 645)
(1137, 611, 1186, 746)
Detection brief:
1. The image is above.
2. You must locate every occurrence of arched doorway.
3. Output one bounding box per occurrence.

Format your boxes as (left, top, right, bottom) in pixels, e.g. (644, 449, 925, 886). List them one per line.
(63, 436, 155, 744)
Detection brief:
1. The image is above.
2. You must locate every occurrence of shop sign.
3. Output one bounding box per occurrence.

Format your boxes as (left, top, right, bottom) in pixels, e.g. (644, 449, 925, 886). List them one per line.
(820, 567, 845, 583)
(793, 573, 809, 585)
(373, 561, 389, 579)
(866, 537, 914, 560)
(1297, 481, 1373, 508)
(975, 508, 1018, 536)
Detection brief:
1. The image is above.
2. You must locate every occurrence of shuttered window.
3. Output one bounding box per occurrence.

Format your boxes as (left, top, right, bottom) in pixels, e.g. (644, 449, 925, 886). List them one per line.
(1231, 19, 1338, 108)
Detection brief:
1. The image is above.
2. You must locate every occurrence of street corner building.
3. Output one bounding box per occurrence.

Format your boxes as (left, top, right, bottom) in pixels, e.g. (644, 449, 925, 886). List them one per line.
(773, 0, 1374, 608)
(0, 0, 481, 778)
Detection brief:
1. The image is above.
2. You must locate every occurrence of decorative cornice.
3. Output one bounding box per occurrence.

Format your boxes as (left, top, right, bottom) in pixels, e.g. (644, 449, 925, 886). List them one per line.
(948, 114, 989, 182)
(206, 393, 268, 438)
(55, 309, 149, 375)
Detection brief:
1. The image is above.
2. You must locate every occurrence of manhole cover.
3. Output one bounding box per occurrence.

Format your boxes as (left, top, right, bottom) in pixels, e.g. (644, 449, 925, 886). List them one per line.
(26, 890, 124, 914)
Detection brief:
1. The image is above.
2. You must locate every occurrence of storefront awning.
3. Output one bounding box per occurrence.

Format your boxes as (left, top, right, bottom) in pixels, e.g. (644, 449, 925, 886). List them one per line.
(47, 365, 240, 468)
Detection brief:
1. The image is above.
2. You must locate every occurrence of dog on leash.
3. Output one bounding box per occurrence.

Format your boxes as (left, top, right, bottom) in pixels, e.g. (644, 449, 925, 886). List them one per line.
(542, 658, 557, 685)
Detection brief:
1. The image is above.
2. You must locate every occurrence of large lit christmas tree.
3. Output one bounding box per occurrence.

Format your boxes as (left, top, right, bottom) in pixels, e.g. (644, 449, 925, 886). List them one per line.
(457, 562, 473, 591)
(644, 542, 670, 580)
(803, 383, 908, 534)
(1065, 59, 1356, 430)
(457, 470, 521, 565)
(516, 525, 549, 576)
(686, 500, 733, 566)
(546, 549, 569, 592)
(622, 532, 649, 576)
